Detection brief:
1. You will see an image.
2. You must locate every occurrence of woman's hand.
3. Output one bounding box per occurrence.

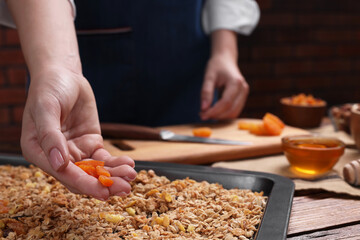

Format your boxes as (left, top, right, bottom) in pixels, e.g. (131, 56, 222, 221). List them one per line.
(200, 52, 249, 120)
(7, 0, 136, 200)
(200, 30, 249, 121)
(21, 68, 136, 200)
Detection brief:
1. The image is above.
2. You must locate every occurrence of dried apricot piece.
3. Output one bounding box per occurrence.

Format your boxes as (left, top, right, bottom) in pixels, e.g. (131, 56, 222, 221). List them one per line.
(289, 93, 325, 106)
(248, 123, 269, 136)
(76, 160, 115, 187)
(192, 127, 212, 137)
(98, 175, 114, 187)
(77, 164, 98, 177)
(263, 113, 285, 136)
(264, 113, 285, 129)
(75, 160, 105, 167)
(96, 166, 111, 177)
(238, 121, 257, 130)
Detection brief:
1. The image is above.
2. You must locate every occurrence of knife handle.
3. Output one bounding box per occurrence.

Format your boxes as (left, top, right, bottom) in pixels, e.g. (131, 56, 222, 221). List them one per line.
(100, 123, 162, 140)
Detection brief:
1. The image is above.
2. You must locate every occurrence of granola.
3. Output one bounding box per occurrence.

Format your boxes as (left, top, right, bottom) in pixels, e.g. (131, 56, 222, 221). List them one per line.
(0, 165, 267, 240)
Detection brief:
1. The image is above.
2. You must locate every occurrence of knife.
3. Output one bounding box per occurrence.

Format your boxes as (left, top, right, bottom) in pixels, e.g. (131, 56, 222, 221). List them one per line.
(100, 123, 252, 146)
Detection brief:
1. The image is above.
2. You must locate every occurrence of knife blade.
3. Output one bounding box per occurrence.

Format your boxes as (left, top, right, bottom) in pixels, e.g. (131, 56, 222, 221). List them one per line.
(100, 123, 252, 146)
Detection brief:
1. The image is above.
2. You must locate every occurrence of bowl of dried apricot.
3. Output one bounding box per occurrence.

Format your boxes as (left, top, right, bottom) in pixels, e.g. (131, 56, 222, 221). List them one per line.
(282, 134, 345, 177)
(280, 93, 326, 128)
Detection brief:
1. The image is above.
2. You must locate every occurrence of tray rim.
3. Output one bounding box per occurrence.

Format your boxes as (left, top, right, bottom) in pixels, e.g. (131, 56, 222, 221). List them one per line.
(0, 155, 294, 240)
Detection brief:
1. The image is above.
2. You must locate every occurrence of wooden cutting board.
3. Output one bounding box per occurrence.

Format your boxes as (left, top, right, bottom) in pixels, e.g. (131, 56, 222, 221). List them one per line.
(103, 119, 309, 164)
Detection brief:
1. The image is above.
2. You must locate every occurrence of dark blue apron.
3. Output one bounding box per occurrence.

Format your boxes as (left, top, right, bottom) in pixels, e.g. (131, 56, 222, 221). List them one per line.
(75, 0, 210, 127)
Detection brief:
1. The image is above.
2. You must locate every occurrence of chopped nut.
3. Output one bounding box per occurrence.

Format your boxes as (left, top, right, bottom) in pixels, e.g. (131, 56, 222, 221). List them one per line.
(231, 195, 239, 201)
(187, 224, 195, 232)
(25, 182, 36, 188)
(125, 200, 136, 208)
(34, 171, 44, 178)
(160, 192, 172, 202)
(101, 213, 125, 224)
(0, 220, 5, 229)
(5, 219, 28, 235)
(126, 207, 136, 216)
(145, 189, 159, 197)
(142, 225, 151, 232)
(20, 172, 30, 180)
(155, 217, 163, 225)
(8, 204, 23, 214)
(42, 185, 51, 193)
(177, 222, 185, 232)
(162, 215, 170, 227)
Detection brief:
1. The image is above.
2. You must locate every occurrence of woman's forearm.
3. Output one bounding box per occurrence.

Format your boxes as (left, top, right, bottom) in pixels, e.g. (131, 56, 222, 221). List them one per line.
(6, 0, 81, 77)
(210, 29, 238, 61)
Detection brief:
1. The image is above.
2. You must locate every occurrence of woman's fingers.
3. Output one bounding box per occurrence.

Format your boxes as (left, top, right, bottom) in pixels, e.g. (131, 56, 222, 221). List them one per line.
(61, 162, 135, 200)
(108, 164, 137, 182)
(108, 177, 133, 197)
(201, 72, 216, 112)
(92, 148, 135, 168)
(69, 151, 136, 199)
(201, 74, 249, 120)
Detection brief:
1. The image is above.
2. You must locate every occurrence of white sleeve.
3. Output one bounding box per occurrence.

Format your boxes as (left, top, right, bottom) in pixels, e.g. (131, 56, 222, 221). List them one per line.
(202, 0, 260, 35)
(0, 0, 76, 29)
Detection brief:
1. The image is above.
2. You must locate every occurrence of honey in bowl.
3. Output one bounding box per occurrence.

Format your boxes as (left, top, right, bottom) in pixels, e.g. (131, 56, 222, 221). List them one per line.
(282, 135, 345, 176)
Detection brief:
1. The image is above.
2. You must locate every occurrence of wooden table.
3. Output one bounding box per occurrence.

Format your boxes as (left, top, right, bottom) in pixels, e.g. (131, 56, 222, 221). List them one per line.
(288, 190, 360, 239)
(285, 119, 360, 239)
(2, 119, 360, 239)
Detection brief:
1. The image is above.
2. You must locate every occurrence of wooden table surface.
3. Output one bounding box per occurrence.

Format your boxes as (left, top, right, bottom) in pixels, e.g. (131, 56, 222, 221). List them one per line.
(287, 190, 360, 239)
(285, 119, 360, 239)
(1, 119, 359, 239)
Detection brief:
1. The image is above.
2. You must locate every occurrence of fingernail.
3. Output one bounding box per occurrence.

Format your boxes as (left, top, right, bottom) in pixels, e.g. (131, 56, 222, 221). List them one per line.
(115, 192, 128, 197)
(123, 176, 135, 182)
(49, 148, 65, 171)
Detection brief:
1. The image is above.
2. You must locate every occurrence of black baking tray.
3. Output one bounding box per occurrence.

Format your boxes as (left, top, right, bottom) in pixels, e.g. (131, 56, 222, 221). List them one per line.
(0, 154, 294, 240)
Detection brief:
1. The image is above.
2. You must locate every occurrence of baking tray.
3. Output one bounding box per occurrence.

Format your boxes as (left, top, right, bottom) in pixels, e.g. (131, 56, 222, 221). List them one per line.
(0, 154, 294, 240)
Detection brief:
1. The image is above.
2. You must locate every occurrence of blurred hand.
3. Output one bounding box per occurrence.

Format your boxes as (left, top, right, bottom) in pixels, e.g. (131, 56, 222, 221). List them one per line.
(200, 53, 249, 120)
(21, 68, 136, 200)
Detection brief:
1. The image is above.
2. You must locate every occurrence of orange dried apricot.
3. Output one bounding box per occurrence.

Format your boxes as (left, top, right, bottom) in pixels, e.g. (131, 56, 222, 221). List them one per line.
(238, 113, 285, 136)
(75, 160, 105, 167)
(98, 175, 114, 187)
(96, 166, 111, 177)
(78, 164, 98, 177)
(286, 93, 325, 106)
(238, 121, 256, 130)
(192, 127, 212, 137)
(76, 160, 113, 187)
(249, 123, 270, 136)
(263, 113, 285, 136)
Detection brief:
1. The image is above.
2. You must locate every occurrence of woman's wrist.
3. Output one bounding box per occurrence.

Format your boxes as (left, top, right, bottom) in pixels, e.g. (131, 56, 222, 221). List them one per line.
(29, 56, 82, 81)
(210, 29, 238, 61)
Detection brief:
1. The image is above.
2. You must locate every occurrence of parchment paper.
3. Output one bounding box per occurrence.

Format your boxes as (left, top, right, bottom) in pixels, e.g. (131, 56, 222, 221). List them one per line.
(212, 125, 360, 197)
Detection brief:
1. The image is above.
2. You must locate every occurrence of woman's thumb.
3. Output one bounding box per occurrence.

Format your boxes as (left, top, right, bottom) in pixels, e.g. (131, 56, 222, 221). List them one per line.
(37, 115, 69, 171)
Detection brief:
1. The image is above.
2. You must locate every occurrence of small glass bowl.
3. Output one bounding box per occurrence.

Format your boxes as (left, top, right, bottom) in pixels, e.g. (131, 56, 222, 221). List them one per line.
(282, 135, 345, 177)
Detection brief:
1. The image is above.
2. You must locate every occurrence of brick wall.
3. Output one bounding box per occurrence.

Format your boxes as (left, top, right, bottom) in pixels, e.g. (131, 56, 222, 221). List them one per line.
(240, 0, 360, 118)
(1, 0, 360, 153)
(0, 27, 26, 153)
